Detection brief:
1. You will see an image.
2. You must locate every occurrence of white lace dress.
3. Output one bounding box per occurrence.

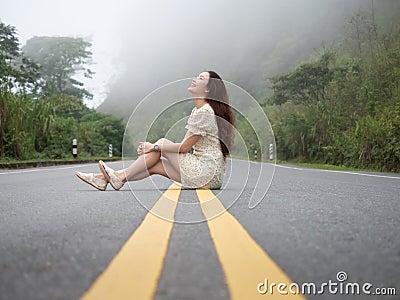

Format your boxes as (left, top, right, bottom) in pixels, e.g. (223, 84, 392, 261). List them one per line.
(178, 103, 225, 189)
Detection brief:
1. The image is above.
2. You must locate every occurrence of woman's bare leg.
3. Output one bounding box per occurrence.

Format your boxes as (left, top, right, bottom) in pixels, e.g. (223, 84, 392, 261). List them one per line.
(120, 138, 182, 182)
(94, 138, 182, 183)
(114, 151, 161, 182)
(93, 154, 179, 182)
(128, 158, 181, 182)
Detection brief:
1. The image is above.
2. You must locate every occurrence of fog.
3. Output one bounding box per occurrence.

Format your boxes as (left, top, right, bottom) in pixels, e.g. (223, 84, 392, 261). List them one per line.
(98, 0, 374, 118)
(2, 0, 382, 116)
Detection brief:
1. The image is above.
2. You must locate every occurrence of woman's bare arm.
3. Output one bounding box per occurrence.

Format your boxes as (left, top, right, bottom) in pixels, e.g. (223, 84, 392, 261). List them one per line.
(138, 131, 201, 154)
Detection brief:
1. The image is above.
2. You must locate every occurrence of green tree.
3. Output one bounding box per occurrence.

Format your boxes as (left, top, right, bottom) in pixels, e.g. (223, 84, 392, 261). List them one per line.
(0, 22, 19, 70)
(23, 36, 94, 99)
(268, 50, 336, 107)
(0, 21, 40, 93)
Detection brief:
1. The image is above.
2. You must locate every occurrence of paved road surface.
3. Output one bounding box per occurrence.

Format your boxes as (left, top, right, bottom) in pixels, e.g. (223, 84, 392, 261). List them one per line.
(1, 160, 399, 300)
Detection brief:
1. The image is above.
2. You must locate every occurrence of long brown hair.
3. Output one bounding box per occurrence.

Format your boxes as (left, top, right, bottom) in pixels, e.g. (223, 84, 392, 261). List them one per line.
(206, 71, 236, 158)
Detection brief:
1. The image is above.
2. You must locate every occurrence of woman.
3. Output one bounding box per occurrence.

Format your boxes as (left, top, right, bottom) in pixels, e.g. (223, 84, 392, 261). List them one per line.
(76, 71, 235, 190)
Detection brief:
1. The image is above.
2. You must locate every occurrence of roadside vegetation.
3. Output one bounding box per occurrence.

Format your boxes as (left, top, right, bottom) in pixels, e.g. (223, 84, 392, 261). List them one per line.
(265, 7, 400, 172)
(0, 22, 124, 160)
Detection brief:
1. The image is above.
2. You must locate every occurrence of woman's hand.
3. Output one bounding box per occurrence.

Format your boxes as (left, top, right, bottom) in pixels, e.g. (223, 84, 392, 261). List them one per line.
(137, 142, 154, 155)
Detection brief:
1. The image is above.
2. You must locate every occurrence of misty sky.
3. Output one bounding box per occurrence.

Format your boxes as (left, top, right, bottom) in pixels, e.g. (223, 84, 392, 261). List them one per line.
(2, 0, 378, 111)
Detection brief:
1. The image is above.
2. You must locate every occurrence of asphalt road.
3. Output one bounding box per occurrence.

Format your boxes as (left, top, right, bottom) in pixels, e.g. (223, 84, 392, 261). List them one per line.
(1, 160, 399, 300)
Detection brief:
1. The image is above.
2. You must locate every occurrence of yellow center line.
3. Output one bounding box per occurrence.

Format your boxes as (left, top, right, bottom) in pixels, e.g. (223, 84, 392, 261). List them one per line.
(81, 183, 181, 300)
(197, 189, 305, 300)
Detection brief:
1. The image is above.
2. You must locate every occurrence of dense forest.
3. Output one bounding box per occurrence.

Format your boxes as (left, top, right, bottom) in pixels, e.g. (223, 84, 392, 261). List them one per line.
(266, 6, 400, 172)
(0, 22, 125, 160)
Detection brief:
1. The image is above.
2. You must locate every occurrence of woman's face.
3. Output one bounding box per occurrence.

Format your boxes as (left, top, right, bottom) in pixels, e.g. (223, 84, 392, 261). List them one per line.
(188, 72, 210, 97)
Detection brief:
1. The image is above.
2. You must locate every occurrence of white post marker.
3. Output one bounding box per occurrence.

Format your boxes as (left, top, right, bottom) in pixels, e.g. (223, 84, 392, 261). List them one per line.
(72, 139, 78, 158)
(254, 149, 257, 160)
(269, 143, 273, 160)
(109, 144, 113, 158)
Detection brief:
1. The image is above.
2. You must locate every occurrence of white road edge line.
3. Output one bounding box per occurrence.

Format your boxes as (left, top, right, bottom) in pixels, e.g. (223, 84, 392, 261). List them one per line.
(0, 161, 122, 175)
(274, 163, 400, 180)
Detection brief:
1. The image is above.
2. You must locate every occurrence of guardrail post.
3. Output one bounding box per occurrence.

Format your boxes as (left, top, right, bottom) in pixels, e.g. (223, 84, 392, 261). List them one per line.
(72, 139, 78, 158)
(109, 144, 113, 158)
(269, 144, 273, 160)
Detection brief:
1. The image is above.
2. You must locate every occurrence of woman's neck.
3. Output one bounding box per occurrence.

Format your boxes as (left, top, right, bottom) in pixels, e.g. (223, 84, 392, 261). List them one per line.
(194, 98, 207, 109)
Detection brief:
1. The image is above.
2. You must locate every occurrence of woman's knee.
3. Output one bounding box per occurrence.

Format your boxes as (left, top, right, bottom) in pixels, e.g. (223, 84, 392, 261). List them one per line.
(157, 138, 175, 147)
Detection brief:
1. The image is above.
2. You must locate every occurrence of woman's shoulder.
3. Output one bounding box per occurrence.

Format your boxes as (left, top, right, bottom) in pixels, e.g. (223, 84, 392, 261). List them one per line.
(196, 103, 214, 115)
